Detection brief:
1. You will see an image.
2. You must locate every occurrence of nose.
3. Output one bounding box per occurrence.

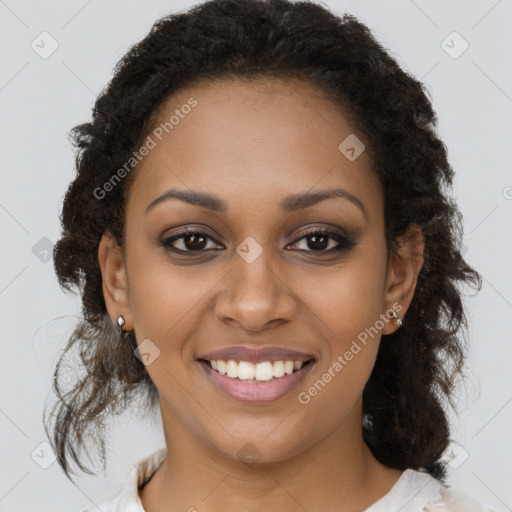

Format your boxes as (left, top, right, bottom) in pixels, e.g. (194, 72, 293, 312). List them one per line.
(214, 248, 298, 332)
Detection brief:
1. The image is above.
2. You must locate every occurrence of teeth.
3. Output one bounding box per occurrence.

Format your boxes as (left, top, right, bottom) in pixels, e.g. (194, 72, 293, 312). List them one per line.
(217, 360, 227, 375)
(207, 359, 307, 381)
(226, 360, 238, 378)
(273, 361, 285, 378)
(238, 361, 256, 380)
(256, 361, 274, 381)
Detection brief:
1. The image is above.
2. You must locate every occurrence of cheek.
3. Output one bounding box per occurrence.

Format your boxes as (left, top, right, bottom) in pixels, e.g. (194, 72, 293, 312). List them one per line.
(126, 247, 221, 341)
(296, 263, 385, 426)
(298, 256, 387, 340)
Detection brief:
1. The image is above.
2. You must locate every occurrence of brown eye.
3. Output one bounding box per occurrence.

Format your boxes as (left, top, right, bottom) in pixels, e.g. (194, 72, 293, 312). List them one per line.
(287, 229, 356, 254)
(159, 227, 357, 256)
(160, 229, 222, 253)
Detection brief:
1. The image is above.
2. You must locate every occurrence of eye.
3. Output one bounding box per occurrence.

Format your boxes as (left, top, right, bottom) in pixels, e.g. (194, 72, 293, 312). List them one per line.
(159, 229, 222, 253)
(287, 228, 356, 254)
(160, 227, 356, 256)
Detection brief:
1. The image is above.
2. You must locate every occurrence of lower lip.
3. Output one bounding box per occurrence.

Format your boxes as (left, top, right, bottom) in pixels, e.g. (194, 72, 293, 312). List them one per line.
(198, 360, 315, 403)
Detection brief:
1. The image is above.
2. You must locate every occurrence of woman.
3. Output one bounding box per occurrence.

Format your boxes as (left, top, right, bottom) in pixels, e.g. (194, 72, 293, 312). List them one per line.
(45, 0, 496, 510)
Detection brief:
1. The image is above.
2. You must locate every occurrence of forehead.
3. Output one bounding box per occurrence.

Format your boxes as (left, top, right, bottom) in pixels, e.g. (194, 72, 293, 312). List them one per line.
(127, 76, 383, 219)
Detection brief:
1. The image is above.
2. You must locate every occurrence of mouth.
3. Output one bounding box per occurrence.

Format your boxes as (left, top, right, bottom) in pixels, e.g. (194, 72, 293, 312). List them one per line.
(197, 357, 316, 403)
(198, 358, 315, 380)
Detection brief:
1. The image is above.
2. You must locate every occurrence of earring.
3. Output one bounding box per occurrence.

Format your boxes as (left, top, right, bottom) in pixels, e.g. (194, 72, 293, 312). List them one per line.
(117, 315, 126, 332)
(389, 310, 403, 328)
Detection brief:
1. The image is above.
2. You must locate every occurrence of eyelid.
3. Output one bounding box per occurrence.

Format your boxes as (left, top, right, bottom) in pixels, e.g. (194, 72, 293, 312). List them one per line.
(292, 224, 352, 241)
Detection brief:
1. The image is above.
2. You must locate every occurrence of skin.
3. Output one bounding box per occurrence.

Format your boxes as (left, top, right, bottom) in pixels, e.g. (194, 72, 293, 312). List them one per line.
(98, 76, 424, 512)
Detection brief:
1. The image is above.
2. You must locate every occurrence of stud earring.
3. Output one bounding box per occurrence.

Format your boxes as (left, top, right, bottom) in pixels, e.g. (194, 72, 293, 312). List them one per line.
(117, 315, 126, 332)
(389, 310, 403, 328)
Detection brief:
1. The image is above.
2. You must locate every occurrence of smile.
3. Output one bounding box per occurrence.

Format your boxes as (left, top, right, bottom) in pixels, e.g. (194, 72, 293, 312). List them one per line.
(197, 358, 315, 403)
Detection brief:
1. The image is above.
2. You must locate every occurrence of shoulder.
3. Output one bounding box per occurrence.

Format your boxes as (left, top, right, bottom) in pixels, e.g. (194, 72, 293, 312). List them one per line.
(77, 447, 167, 512)
(426, 485, 501, 512)
(402, 470, 501, 512)
(366, 469, 501, 512)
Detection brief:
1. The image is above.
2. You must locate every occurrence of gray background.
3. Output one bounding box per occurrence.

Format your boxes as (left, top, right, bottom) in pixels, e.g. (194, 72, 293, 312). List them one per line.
(0, 0, 511, 511)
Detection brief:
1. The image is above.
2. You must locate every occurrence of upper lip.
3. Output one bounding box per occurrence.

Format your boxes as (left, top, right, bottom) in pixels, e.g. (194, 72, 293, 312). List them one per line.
(197, 345, 315, 364)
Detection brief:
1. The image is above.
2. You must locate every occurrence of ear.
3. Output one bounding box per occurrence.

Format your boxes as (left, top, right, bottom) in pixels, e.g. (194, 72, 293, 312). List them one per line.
(97, 231, 133, 331)
(381, 223, 424, 335)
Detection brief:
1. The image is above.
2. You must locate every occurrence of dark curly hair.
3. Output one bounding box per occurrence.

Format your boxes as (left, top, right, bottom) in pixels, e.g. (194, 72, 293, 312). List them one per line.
(44, 0, 481, 483)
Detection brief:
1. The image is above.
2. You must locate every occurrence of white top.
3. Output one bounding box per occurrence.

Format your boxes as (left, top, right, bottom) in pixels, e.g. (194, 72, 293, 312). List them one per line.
(80, 448, 499, 512)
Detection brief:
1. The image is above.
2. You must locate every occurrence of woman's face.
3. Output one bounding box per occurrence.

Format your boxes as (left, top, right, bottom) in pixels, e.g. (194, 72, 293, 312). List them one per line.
(99, 76, 422, 464)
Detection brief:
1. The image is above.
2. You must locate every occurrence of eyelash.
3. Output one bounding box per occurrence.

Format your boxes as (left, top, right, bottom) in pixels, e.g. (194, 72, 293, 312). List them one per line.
(159, 228, 356, 256)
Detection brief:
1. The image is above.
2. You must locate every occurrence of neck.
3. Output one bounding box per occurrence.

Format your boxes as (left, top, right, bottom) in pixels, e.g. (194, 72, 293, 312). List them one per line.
(139, 402, 403, 512)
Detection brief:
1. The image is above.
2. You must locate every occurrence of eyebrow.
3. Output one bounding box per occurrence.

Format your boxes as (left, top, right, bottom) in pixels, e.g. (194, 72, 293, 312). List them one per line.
(145, 187, 367, 218)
